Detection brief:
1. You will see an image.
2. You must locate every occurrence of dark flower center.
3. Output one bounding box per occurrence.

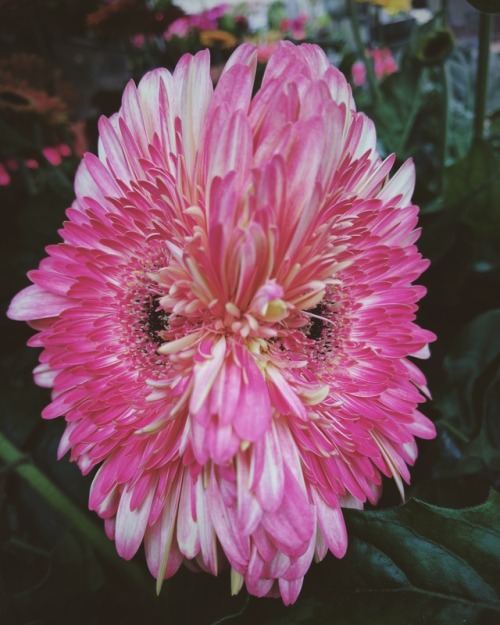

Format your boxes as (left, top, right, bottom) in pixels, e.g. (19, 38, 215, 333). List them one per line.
(306, 303, 326, 341)
(143, 294, 169, 345)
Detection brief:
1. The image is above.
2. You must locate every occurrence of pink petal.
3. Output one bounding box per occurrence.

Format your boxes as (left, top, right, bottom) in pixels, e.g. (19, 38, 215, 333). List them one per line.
(7, 284, 69, 321)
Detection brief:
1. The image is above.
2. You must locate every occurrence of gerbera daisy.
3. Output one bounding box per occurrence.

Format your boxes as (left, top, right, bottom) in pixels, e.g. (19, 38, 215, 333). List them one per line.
(8, 42, 435, 604)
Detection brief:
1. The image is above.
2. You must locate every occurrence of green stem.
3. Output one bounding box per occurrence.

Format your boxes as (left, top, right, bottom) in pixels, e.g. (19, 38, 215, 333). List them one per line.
(347, 0, 381, 103)
(0, 432, 154, 598)
(397, 68, 422, 155)
(474, 13, 492, 139)
(441, 0, 449, 27)
(440, 420, 470, 444)
(438, 62, 450, 194)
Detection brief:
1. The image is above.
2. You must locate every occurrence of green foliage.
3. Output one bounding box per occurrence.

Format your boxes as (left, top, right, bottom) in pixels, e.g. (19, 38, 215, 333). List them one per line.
(238, 493, 500, 625)
(436, 311, 500, 474)
(465, 0, 500, 14)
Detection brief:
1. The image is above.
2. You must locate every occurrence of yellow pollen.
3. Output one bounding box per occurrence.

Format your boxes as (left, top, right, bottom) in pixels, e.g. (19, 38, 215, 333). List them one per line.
(262, 298, 288, 322)
(225, 301, 240, 317)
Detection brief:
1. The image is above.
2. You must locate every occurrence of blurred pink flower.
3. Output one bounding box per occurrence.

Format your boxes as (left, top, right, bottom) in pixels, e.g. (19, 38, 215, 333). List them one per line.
(42, 146, 63, 166)
(24, 158, 39, 169)
(352, 47, 398, 86)
(164, 16, 190, 39)
(0, 163, 10, 186)
(164, 3, 229, 39)
(280, 13, 308, 40)
(256, 41, 279, 63)
(130, 33, 146, 48)
(58, 143, 72, 158)
(8, 42, 435, 604)
(352, 60, 366, 86)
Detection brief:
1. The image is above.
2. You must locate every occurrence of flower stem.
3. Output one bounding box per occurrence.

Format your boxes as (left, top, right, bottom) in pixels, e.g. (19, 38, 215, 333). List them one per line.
(440, 420, 470, 444)
(441, 0, 449, 27)
(0, 431, 154, 598)
(347, 0, 381, 103)
(397, 68, 422, 155)
(438, 62, 450, 194)
(474, 12, 492, 140)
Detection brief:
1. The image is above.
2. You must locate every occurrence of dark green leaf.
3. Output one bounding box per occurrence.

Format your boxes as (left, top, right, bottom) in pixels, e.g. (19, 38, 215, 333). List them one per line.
(465, 0, 500, 14)
(445, 140, 500, 241)
(1, 532, 105, 624)
(0, 116, 35, 152)
(245, 492, 500, 625)
(364, 60, 422, 157)
(436, 310, 500, 472)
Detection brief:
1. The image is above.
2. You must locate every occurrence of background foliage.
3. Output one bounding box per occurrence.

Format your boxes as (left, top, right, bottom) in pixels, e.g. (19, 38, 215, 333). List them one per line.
(0, 1, 499, 624)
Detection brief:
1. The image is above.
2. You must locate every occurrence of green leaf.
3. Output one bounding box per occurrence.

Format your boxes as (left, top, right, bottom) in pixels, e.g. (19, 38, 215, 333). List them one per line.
(364, 59, 422, 157)
(445, 139, 500, 241)
(247, 492, 500, 625)
(436, 310, 500, 473)
(465, 0, 500, 14)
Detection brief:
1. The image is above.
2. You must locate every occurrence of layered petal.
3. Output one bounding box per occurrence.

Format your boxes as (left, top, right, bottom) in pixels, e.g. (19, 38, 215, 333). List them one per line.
(8, 42, 436, 605)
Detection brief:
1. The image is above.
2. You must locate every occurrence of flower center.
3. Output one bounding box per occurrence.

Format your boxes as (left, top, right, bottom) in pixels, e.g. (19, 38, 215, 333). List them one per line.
(306, 303, 327, 341)
(143, 294, 170, 346)
(301, 288, 346, 364)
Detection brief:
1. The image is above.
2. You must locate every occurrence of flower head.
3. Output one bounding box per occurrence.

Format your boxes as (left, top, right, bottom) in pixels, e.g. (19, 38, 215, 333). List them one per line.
(8, 42, 435, 604)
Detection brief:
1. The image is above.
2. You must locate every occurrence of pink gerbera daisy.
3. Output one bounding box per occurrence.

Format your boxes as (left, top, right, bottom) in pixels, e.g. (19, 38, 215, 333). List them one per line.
(8, 42, 436, 604)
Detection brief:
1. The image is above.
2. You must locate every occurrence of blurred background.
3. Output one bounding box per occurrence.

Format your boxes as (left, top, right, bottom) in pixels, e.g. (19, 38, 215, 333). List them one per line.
(1, 1, 500, 624)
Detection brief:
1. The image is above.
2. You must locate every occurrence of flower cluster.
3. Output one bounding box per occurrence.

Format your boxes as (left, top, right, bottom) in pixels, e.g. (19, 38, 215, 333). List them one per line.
(163, 3, 247, 53)
(8, 42, 435, 604)
(352, 47, 398, 86)
(0, 54, 86, 189)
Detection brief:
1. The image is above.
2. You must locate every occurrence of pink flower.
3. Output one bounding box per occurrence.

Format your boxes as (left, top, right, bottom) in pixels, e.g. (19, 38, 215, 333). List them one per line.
(8, 42, 435, 604)
(164, 16, 190, 39)
(130, 33, 146, 48)
(256, 41, 279, 64)
(24, 158, 39, 169)
(42, 146, 63, 166)
(0, 163, 10, 186)
(352, 48, 398, 86)
(58, 143, 72, 158)
(193, 3, 230, 30)
(165, 4, 229, 39)
(352, 60, 366, 86)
